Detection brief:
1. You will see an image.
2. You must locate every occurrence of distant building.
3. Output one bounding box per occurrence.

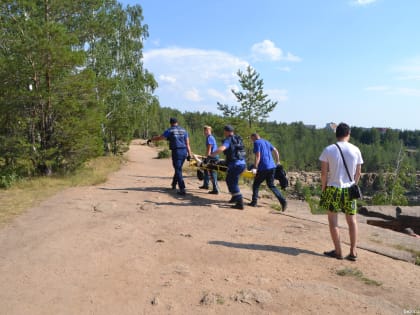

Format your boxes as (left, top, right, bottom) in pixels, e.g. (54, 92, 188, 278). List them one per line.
(325, 122, 337, 132)
(375, 127, 388, 135)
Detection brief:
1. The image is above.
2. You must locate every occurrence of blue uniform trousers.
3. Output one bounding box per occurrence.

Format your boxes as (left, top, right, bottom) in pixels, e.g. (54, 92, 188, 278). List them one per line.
(226, 162, 246, 201)
(252, 168, 286, 204)
(171, 149, 187, 191)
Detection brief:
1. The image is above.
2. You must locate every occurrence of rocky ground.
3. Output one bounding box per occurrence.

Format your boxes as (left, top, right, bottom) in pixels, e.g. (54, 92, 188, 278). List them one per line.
(0, 140, 419, 315)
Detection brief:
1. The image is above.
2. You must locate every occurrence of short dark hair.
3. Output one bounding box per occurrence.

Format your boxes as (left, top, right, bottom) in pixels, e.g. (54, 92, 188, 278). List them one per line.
(223, 125, 234, 132)
(336, 123, 351, 138)
(169, 117, 178, 124)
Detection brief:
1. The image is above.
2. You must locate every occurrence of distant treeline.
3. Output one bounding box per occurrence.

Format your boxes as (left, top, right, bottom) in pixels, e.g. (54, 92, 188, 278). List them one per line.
(173, 110, 419, 205)
(1, 1, 418, 196)
(164, 110, 419, 174)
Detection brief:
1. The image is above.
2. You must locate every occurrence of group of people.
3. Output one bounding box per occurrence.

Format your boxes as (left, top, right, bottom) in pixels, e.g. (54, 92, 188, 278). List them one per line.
(151, 118, 287, 211)
(151, 118, 364, 261)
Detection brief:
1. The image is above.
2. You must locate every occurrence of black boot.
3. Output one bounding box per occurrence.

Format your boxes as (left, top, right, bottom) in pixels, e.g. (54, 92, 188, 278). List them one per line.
(231, 198, 244, 210)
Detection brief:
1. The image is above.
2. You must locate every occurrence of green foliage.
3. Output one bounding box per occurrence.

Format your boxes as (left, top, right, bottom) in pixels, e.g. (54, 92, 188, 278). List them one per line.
(0, 172, 20, 189)
(336, 267, 382, 286)
(299, 183, 326, 214)
(392, 245, 420, 265)
(0, 0, 156, 180)
(157, 148, 171, 159)
(1, 0, 419, 206)
(217, 66, 277, 129)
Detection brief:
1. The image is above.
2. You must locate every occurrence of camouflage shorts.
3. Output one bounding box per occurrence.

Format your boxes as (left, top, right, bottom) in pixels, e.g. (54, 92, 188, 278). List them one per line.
(320, 186, 357, 215)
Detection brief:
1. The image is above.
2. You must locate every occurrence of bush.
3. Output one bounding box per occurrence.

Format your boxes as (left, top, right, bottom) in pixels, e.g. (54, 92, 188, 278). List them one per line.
(157, 148, 171, 159)
(0, 171, 20, 189)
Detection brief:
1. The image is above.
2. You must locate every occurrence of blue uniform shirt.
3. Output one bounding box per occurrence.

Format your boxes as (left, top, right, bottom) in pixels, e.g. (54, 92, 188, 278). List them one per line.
(206, 135, 218, 154)
(163, 126, 188, 151)
(253, 139, 276, 171)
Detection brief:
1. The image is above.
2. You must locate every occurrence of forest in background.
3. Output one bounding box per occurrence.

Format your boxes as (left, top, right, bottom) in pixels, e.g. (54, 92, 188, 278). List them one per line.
(1, 1, 418, 205)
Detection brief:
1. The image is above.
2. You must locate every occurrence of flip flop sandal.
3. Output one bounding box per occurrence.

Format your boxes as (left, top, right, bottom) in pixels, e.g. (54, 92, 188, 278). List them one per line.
(345, 254, 358, 261)
(323, 250, 343, 260)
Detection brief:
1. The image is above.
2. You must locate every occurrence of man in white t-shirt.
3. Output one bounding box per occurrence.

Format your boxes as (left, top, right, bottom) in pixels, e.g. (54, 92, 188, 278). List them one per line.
(319, 122, 363, 261)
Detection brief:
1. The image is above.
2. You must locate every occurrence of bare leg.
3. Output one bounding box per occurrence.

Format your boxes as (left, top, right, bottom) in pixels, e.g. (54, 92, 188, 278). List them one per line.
(346, 214, 358, 256)
(328, 212, 342, 257)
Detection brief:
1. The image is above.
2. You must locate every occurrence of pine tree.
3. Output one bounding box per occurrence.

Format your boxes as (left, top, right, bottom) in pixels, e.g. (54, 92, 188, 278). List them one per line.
(0, 0, 156, 175)
(217, 66, 277, 129)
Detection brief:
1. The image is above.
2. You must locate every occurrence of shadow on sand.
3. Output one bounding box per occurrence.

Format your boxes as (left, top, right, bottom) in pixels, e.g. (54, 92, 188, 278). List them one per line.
(208, 240, 324, 257)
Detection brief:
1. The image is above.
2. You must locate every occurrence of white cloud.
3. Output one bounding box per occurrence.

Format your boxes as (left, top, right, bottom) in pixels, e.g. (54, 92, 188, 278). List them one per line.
(208, 84, 240, 104)
(143, 46, 293, 112)
(365, 85, 420, 97)
(396, 75, 420, 81)
(151, 39, 161, 47)
(351, 0, 377, 6)
(266, 89, 288, 102)
(251, 40, 301, 62)
(393, 56, 420, 81)
(395, 87, 420, 97)
(143, 47, 249, 110)
(159, 74, 176, 84)
(184, 88, 202, 102)
(365, 57, 420, 98)
(278, 66, 291, 72)
(207, 88, 234, 103)
(144, 47, 248, 84)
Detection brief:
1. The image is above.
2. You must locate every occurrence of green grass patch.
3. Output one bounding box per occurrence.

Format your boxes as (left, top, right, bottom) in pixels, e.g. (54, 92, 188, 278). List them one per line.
(157, 148, 171, 159)
(271, 204, 282, 211)
(0, 155, 122, 225)
(306, 195, 327, 214)
(336, 267, 382, 286)
(392, 244, 420, 266)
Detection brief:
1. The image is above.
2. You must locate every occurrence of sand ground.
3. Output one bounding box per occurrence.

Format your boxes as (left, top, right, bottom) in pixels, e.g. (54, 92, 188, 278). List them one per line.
(0, 141, 419, 315)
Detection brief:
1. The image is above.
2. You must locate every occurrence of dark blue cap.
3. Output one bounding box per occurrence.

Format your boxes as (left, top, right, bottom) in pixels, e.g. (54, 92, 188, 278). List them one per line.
(223, 125, 234, 132)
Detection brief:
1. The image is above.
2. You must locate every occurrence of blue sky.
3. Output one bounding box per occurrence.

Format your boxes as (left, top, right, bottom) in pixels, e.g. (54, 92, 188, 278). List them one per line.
(121, 0, 420, 130)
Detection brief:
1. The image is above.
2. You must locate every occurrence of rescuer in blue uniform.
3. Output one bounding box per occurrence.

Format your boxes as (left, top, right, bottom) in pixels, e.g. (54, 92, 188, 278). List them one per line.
(210, 125, 246, 209)
(249, 133, 287, 211)
(151, 118, 192, 196)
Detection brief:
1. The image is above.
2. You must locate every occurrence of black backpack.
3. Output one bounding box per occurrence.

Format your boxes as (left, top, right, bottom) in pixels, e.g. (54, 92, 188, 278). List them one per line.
(225, 135, 246, 162)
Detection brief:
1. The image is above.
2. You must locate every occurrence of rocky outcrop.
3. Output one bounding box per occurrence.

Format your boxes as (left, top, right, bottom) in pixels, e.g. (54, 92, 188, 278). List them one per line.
(286, 171, 419, 203)
(287, 171, 321, 187)
(360, 206, 420, 235)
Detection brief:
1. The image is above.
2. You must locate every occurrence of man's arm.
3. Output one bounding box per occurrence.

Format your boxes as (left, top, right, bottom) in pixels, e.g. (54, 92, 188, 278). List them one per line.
(272, 147, 280, 165)
(254, 152, 261, 169)
(186, 137, 192, 158)
(354, 164, 362, 184)
(210, 145, 226, 158)
(321, 161, 329, 192)
(205, 144, 212, 156)
(150, 135, 166, 142)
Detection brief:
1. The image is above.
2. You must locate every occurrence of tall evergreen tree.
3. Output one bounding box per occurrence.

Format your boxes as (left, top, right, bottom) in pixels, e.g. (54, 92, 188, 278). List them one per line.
(217, 65, 277, 129)
(0, 0, 102, 174)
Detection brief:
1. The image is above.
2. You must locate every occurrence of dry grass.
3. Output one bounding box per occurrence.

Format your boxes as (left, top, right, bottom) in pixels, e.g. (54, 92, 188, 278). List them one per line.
(0, 156, 122, 225)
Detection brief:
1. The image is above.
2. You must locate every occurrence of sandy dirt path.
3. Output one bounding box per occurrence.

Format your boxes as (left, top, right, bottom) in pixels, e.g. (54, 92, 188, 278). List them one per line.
(0, 141, 419, 315)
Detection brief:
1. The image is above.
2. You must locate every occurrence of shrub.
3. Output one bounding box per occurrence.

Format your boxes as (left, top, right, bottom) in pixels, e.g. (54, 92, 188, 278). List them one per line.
(0, 171, 20, 189)
(157, 148, 171, 159)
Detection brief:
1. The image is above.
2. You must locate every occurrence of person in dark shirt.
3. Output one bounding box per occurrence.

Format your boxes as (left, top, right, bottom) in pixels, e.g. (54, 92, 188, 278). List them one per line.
(151, 118, 192, 196)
